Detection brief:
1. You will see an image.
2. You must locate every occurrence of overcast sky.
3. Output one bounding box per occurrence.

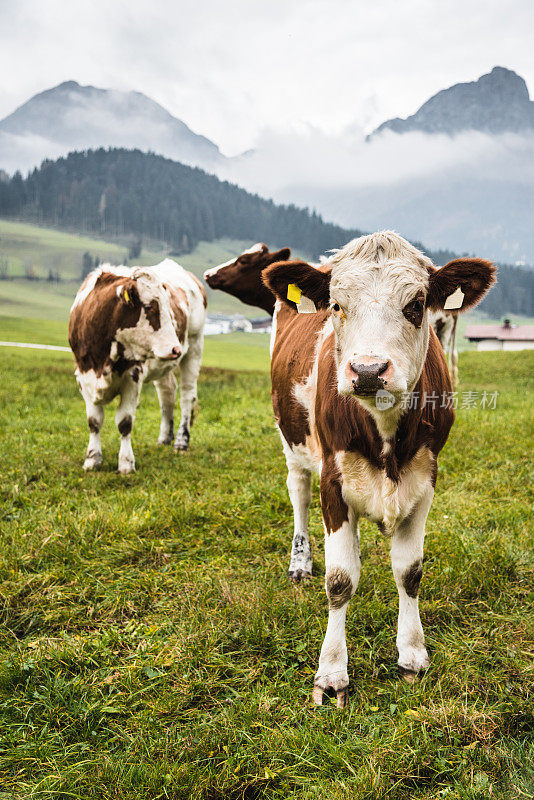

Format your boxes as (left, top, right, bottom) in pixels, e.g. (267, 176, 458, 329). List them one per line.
(1, 0, 533, 155)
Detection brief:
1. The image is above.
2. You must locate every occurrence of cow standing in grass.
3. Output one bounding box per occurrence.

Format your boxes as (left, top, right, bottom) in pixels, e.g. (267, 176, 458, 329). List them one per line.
(206, 241, 471, 586)
(260, 231, 494, 706)
(69, 259, 207, 474)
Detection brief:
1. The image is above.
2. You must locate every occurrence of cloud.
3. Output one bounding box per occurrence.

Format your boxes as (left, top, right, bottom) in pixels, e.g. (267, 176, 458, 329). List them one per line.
(0, 0, 533, 155)
(220, 126, 534, 196)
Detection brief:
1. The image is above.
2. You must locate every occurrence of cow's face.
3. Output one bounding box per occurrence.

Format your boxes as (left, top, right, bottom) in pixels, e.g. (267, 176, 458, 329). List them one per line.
(203, 243, 291, 307)
(113, 270, 182, 362)
(327, 250, 431, 400)
(264, 232, 495, 411)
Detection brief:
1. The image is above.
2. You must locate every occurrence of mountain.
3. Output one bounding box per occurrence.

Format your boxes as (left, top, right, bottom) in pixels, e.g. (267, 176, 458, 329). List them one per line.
(0, 81, 224, 175)
(372, 67, 534, 137)
(0, 147, 364, 260)
(226, 66, 534, 263)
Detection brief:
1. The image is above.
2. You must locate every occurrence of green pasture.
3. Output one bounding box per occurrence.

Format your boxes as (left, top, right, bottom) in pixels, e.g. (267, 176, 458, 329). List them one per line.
(0, 342, 532, 799)
(0, 219, 256, 315)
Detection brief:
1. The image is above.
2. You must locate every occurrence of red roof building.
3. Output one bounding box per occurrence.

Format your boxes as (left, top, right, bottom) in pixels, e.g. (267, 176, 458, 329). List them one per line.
(464, 319, 534, 351)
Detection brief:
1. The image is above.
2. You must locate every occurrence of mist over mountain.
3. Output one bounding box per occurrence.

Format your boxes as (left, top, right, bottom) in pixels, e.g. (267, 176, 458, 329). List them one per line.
(2, 68, 534, 263)
(0, 81, 224, 174)
(224, 67, 534, 263)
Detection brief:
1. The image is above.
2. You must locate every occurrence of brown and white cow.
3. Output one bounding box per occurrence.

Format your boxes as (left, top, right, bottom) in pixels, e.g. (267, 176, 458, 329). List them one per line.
(261, 231, 495, 706)
(205, 241, 462, 581)
(69, 259, 207, 473)
(203, 243, 291, 313)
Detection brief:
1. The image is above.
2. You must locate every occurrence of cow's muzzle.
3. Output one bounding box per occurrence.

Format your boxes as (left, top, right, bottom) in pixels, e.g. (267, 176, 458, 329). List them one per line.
(348, 357, 392, 395)
(157, 345, 182, 360)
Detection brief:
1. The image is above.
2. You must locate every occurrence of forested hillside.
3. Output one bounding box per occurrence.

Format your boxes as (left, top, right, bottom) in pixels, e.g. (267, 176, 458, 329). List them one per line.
(0, 147, 532, 314)
(0, 148, 364, 260)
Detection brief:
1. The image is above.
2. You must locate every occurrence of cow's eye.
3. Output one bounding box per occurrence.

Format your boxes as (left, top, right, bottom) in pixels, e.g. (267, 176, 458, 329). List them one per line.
(331, 302, 344, 316)
(403, 297, 425, 327)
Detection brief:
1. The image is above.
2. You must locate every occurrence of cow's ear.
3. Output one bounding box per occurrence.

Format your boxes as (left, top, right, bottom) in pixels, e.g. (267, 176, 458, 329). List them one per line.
(119, 282, 139, 306)
(270, 246, 291, 262)
(427, 258, 496, 312)
(263, 260, 331, 311)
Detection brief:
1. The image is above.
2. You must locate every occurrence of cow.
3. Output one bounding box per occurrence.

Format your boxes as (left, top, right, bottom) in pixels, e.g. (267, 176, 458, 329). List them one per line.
(69, 259, 207, 474)
(430, 310, 459, 388)
(205, 241, 464, 582)
(203, 243, 291, 314)
(260, 231, 495, 706)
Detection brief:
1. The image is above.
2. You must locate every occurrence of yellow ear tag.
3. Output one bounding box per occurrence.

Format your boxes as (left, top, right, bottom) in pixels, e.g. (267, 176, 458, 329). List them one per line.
(287, 283, 302, 304)
(123, 289, 130, 304)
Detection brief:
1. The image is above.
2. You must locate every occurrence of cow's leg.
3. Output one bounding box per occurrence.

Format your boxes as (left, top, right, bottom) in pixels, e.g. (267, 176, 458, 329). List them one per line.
(155, 371, 177, 445)
(281, 440, 313, 582)
(313, 470, 359, 708)
(83, 402, 104, 471)
(174, 334, 203, 452)
(390, 486, 434, 681)
(115, 378, 141, 474)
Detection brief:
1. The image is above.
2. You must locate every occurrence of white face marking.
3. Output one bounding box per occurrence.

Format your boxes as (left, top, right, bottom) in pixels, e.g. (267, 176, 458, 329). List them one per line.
(203, 243, 264, 279)
(115, 271, 181, 362)
(328, 232, 431, 417)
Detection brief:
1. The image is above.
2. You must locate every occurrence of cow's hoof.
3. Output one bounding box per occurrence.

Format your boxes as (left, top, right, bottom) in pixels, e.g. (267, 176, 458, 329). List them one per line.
(83, 455, 102, 471)
(312, 685, 349, 709)
(157, 436, 173, 446)
(398, 647, 429, 679)
(118, 459, 136, 475)
(398, 666, 420, 684)
(288, 568, 312, 584)
(174, 442, 189, 453)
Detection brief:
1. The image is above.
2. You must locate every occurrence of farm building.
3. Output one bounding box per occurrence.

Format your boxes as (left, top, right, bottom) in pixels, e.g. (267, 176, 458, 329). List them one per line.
(464, 319, 534, 351)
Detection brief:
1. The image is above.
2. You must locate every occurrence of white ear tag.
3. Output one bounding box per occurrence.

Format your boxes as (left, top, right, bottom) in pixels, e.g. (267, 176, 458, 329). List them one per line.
(297, 295, 317, 314)
(444, 287, 464, 310)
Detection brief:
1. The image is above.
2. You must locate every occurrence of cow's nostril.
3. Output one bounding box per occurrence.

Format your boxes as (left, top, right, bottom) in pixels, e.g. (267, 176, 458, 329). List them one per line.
(377, 360, 390, 377)
(349, 358, 392, 391)
(171, 346, 181, 358)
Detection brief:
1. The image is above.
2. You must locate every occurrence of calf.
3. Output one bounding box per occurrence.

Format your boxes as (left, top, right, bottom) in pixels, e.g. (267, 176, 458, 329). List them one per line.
(69, 259, 207, 473)
(262, 231, 495, 706)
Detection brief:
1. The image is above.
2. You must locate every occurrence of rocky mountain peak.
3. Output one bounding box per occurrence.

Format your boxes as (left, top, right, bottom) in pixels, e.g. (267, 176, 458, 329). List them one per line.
(372, 66, 534, 137)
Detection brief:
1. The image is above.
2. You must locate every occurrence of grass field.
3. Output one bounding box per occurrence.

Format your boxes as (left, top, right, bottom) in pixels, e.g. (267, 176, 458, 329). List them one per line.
(0, 219, 257, 315)
(2, 219, 534, 343)
(0, 341, 532, 799)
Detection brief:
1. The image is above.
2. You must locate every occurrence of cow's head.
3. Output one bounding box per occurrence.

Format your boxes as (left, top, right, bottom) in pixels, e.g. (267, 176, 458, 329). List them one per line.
(264, 231, 495, 412)
(107, 269, 182, 362)
(204, 243, 291, 314)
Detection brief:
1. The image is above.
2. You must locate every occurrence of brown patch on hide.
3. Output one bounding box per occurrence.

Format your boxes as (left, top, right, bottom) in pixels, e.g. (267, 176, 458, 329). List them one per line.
(88, 416, 100, 433)
(166, 286, 189, 342)
(69, 271, 143, 376)
(118, 415, 133, 437)
(270, 303, 329, 446)
(403, 560, 423, 598)
(144, 299, 161, 330)
(320, 456, 349, 534)
(326, 568, 353, 609)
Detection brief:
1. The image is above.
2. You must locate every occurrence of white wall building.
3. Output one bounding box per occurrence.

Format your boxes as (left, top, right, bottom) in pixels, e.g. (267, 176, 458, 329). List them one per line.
(465, 320, 534, 351)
